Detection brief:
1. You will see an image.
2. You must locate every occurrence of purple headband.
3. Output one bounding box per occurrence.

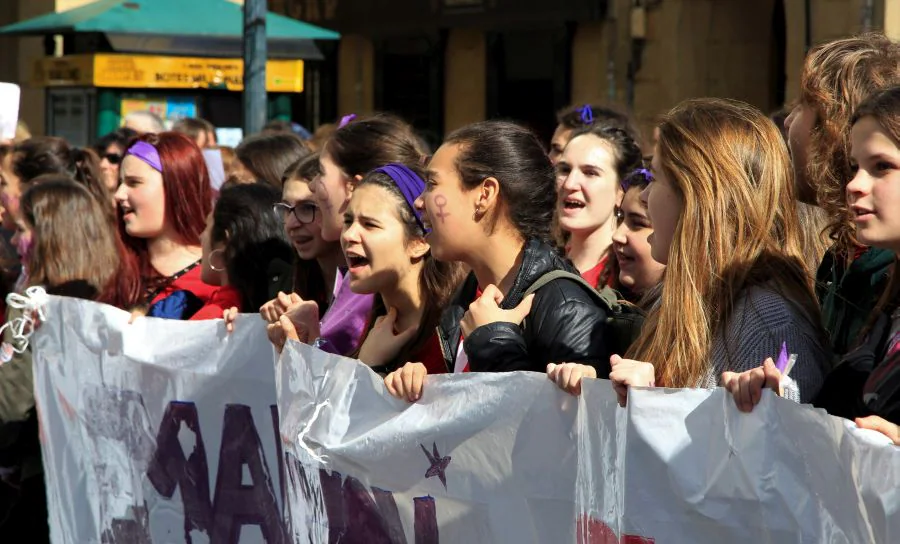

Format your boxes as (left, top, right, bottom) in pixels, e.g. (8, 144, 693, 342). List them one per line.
(372, 164, 429, 234)
(125, 141, 162, 172)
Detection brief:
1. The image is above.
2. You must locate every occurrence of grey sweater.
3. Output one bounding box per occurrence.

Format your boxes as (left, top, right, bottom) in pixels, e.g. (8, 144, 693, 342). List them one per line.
(704, 286, 829, 403)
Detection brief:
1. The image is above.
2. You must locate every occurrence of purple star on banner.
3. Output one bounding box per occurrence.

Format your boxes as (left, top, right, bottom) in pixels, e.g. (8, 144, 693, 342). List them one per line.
(420, 442, 451, 490)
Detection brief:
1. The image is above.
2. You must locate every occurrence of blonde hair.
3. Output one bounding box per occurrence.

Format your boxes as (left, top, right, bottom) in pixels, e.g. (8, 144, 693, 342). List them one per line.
(627, 98, 819, 387)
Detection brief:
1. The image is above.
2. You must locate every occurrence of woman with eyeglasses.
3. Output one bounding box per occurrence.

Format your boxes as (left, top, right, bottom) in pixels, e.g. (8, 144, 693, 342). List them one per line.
(195, 183, 293, 320)
(94, 127, 138, 192)
(274, 154, 345, 312)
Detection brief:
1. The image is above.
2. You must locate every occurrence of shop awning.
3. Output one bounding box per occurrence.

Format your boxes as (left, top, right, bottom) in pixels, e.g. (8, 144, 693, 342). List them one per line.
(0, 0, 339, 59)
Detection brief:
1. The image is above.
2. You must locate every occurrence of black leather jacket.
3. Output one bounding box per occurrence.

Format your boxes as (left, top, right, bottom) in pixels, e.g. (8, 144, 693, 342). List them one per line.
(436, 239, 611, 376)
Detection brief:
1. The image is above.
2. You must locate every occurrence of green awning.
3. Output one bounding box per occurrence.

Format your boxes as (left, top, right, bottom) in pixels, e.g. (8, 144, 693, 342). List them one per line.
(0, 0, 340, 41)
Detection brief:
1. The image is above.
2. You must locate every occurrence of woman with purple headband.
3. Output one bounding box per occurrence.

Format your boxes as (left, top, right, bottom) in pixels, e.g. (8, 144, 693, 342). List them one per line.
(115, 132, 216, 319)
(261, 114, 428, 357)
(268, 163, 466, 377)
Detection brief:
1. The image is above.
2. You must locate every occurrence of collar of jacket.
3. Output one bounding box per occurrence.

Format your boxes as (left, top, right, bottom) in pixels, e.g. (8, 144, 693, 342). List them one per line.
(436, 238, 576, 369)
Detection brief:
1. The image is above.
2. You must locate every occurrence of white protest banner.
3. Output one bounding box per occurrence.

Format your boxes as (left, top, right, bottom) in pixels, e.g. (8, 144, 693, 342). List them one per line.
(34, 295, 900, 543)
(278, 343, 900, 544)
(34, 296, 288, 543)
(0, 82, 21, 141)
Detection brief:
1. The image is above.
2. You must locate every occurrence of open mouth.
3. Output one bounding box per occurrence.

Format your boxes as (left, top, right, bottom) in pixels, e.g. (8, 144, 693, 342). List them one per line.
(562, 199, 586, 210)
(345, 253, 371, 269)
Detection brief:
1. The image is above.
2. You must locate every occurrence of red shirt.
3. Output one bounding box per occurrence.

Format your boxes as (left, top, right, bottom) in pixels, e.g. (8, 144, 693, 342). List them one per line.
(581, 254, 610, 289)
(149, 265, 218, 307)
(412, 333, 448, 375)
(190, 285, 244, 321)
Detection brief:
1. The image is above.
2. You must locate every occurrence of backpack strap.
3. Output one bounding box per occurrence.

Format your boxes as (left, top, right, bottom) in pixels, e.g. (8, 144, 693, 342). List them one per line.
(523, 270, 648, 354)
(522, 270, 617, 314)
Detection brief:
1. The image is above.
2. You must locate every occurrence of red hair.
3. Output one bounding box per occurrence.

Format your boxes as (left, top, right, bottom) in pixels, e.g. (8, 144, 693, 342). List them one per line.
(120, 132, 213, 279)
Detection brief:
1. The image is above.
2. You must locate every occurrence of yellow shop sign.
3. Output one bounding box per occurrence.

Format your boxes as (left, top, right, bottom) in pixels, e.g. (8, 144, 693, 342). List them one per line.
(34, 54, 304, 93)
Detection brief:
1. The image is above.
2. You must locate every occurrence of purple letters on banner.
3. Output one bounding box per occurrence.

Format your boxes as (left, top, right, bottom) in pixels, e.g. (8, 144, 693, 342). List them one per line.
(147, 402, 288, 543)
(146, 401, 438, 543)
(211, 404, 287, 543)
(285, 452, 440, 543)
(146, 401, 215, 540)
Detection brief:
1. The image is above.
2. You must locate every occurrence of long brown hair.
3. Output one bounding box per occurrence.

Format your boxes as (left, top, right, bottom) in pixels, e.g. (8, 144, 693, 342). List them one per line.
(21, 179, 125, 306)
(351, 169, 467, 369)
(801, 34, 900, 258)
(627, 98, 821, 387)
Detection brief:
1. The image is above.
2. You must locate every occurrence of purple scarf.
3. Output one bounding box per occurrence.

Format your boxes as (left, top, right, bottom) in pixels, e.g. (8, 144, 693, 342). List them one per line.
(317, 269, 374, 356)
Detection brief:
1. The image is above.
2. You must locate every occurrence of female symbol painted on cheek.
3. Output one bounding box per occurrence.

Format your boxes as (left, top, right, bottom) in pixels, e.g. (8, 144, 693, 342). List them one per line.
(434, 194, 449, 223)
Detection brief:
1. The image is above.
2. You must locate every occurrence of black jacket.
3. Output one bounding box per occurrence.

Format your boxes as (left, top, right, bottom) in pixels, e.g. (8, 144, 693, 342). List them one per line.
(437, 239, 611, 376)
(814, 311, 900, 423)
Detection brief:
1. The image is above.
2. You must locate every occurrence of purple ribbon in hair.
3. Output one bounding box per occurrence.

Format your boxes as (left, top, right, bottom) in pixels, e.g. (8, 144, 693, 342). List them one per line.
(372, 164, 429, 234)
(125, 140, 162, 172)
(339, 113, 357, 128)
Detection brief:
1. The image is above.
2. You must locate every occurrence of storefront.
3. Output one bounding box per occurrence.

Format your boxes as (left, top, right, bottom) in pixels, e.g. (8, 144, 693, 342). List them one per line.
(34, 53, 305, 146)
(0, 0, 339, 146)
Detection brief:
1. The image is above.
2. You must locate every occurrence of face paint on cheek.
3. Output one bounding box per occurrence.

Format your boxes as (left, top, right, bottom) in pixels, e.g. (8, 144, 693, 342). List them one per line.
(433, 194, 449, 223)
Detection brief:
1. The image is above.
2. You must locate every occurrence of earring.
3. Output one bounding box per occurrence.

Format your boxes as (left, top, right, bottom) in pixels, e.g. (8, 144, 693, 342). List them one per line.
(208, 249, 226, 272)
(472, 207, 482, 221)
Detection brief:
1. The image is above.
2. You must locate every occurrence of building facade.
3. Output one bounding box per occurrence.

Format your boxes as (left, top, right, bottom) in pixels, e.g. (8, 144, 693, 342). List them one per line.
(4, 0, 900, 142)
(276, 0, 900, 144)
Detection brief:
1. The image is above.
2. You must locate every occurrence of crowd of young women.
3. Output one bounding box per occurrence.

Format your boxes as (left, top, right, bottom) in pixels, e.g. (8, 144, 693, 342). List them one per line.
(1, 31, 900, 540)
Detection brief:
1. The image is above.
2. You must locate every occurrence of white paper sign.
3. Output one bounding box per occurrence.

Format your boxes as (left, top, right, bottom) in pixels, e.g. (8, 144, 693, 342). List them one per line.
(0, 83, 21, 141)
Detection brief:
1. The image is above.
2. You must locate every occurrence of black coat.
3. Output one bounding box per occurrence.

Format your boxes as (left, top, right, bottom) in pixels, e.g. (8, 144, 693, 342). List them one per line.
(437, 239, 612, 376)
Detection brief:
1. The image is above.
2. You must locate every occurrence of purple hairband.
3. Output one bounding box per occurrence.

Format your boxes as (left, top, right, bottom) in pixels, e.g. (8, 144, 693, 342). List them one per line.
(125, 141, 162, 172)
(372, 164, 429, 234)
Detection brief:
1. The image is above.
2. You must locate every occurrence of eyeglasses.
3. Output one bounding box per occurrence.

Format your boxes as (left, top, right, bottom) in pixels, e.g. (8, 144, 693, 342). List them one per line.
(103, 153, 123, 165)
(274, 202, 317, 224)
